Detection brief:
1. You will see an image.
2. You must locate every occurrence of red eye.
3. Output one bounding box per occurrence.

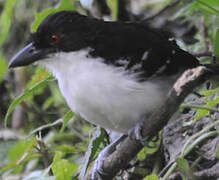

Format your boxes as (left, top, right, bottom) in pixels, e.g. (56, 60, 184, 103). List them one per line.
(51, 34, 60, 44)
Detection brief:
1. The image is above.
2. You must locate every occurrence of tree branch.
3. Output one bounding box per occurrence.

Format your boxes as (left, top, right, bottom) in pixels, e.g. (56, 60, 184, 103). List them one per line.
(84, 66, 219, 180)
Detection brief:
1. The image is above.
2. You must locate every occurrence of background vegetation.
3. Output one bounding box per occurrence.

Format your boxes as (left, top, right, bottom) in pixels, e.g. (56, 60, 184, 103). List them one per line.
(0, 0, 219, 179)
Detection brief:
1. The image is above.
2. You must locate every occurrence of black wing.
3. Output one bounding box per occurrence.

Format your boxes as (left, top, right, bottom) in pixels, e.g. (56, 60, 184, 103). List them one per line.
(86, 20, 199, 80)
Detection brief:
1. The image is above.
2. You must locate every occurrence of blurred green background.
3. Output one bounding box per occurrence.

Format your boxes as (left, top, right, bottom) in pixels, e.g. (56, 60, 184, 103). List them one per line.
(0, 0, 219, 179)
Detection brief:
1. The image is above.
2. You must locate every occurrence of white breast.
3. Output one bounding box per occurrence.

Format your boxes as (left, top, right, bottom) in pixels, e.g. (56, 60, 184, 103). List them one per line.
(39, 50, 169, 133)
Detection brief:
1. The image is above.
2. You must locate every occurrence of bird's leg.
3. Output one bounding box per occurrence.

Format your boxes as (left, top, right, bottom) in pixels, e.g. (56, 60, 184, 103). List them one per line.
(92, 134, 127, 180)
(128, 115, 157, 147)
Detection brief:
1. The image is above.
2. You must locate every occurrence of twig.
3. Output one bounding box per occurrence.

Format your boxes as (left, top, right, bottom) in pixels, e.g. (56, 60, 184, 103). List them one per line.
(161, 116, 219, 179)
(181, 104, 219, 113)
(192, 91, 203, 98)
(36, 133, 53, 175)
(84, 66, 219, 179)
(202, 18, 211, 52)
(181, 120, 219, 155)
(162, 130, 217, 180)
(28, 118, 63, 137)
(145, 0, 180, 21)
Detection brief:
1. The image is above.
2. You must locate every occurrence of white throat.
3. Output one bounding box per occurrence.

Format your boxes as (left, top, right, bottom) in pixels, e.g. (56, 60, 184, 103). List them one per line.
(39, 49, 168, 133)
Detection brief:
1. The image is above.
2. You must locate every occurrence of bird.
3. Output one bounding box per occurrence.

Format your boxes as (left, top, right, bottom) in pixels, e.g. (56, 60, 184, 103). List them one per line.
(9, 10, 201, 178)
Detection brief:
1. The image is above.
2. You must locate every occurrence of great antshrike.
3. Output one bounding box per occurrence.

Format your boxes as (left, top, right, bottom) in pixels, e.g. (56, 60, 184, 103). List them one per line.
(10, 11, 205, 179)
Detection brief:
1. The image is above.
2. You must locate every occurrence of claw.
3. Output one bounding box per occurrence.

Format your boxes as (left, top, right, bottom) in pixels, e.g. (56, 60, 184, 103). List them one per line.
(91, 135, 127, 179)
(128, 115, 159, 148)
(91, 148, 110, 179)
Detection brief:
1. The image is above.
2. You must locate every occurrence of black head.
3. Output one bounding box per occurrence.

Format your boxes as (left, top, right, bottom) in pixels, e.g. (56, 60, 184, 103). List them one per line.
(9, 11, 96, 68)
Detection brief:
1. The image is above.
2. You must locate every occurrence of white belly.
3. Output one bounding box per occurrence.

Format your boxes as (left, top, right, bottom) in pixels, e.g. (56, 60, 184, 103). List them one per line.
(40, 50, 169, 133)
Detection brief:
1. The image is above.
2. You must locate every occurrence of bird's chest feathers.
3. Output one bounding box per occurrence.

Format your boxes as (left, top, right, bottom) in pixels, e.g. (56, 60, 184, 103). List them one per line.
(40, 50, 165, 132)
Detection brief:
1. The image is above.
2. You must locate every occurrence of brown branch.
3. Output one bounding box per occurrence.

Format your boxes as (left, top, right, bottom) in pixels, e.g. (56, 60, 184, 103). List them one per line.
(84, 65, 219, 180)
(36, 136, 53, 176)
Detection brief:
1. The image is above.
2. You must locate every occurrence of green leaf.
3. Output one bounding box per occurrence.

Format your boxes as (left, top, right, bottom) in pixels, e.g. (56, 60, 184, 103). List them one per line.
(55, 144, 77, 154)
(137, 134, 161, 161)
(42, 97, 54, 110)
(50, 83, 66, 105)
(202, 89, 219, 98)
(27, 67, 51, 89)
(143, 174, 159, 180)
(194, 0, 219, 15)
(0, 55, 8, 83)
(79, 128, 106, 179)
(0, 0, 17, 46)
(52, 151, 78, 180)
(137, 143, 160, 161)
(4, 76, 54, 127)
(176, 157, 190, 175)
(206, 97, 219, 107)
(59, 110, 75, 133)
(137, 147, 148, 161)
(214, 29, 219, 58)
(1, 137, 38, 173)
(196, 0, 219, 6)
(0, 140, 17, 168)
(106, 0, 118, 20)
(217, 146, 219, 159)
(194, 108, 209, 121)
(194, 89, 219, 121)
(8, 138, 37, 162)
(31, 0, 76, 32)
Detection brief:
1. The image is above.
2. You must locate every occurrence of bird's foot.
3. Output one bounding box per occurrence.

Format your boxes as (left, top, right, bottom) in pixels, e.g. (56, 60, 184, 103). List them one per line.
(91, 135, 127, 180)
(128, 116, 158, 147)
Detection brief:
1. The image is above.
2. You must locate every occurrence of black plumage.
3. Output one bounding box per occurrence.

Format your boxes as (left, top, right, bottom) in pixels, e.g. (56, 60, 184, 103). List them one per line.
(32, 11, 199, 80)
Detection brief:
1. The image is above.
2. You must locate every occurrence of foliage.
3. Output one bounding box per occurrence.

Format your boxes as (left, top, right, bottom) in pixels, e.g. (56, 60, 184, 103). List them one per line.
(79, 128, 107, 178)
(31, 0, 76, 32)
(4, 76, 54, 126)
(176, 157, 191, 179)
(143, 174, 159, 180)
(0, 0, 18, 46)
(193, 0, 219, 16)
(1, 0, 219, 179)
(0, 0, 17, 82)
(137, 135, 161, 161)
(59, 110, 75, 133)
(0, 55, 8, 83)
(194, 89, 219, 121)
(106, 0, 118, 20)
(1, 137, 38, 173)
(214, 29, 219, 58)
(217, 147, 219, 159)
(52, 151, 78, 180)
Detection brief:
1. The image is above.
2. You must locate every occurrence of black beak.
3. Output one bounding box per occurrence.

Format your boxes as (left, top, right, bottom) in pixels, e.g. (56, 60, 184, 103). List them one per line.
(9, 43, 52, 68)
